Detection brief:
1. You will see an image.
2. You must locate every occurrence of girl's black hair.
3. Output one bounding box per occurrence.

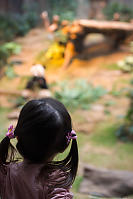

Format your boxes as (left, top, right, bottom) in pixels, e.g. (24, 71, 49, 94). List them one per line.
(0, 98, 78, 186)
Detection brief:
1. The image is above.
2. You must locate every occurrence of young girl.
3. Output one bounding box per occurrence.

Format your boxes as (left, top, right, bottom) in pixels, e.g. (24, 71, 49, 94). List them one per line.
(0, 98, 78, 199)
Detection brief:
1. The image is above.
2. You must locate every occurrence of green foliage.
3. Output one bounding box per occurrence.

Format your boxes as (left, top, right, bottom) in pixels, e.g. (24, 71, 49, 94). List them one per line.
(53, 79, 107, 111)
(3, 42, 21, 55)
(116, 79, 133, 141)
(104, 100, 116, 107)
(104, 2, 133, 21)
(110, 88, 124, 97)
(118, 42, 133, 72)
(0, 14, 25, 41)
(118, 56, 133, 72)
(5, 65, 17, 79)
(0, 42, 21, 68)
(116, 125, 133, 142)
(0, 4, 39, 42)
(23, 4, 39, 29)
(48, 0, 77, 21)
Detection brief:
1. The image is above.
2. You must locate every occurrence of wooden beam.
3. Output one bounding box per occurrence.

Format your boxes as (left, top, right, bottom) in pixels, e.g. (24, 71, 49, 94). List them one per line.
(78, 19, 133, 32)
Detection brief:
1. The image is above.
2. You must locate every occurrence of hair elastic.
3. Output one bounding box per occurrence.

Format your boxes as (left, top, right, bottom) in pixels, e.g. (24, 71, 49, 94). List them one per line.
(6, 125, 15, 139)
(66, 130, 77, 144)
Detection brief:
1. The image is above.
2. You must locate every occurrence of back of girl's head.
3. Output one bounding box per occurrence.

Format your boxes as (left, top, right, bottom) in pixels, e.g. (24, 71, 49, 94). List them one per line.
(14, 98, 72, 162)
(0, 98, 78, 185)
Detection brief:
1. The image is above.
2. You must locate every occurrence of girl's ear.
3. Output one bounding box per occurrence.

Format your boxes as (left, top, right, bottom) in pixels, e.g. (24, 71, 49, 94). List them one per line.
(16, 136, 18, 140)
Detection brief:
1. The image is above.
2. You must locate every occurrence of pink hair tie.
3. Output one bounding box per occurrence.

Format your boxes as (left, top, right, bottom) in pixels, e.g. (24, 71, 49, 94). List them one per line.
(66, 130, 77, 144)
(6, 125, 15, 139)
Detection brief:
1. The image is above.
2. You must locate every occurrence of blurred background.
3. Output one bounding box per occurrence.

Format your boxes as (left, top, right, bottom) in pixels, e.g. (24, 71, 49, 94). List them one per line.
(0, 0, 133, 198)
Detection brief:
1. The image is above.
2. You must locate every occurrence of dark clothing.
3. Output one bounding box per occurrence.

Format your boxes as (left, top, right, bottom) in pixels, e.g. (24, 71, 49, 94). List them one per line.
(0, 161, 73, 199)
(26, 76, 48, 90)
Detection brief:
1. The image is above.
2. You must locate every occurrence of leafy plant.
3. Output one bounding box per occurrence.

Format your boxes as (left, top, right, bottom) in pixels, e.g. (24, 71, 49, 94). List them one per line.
(116, 80, 133, 141)
(48, 0, 77, 21)
(5, 65, 17, 79)
(118, 42, 133, 72)
(3, 42, 21, 55)
(22, 3, 39, 29)
(0, 4, 39, 42)
(116, 125, 133, 142)
(0, 42, 21, 68)
(53, 79, 107, 111)
(104, 2, 133, 22)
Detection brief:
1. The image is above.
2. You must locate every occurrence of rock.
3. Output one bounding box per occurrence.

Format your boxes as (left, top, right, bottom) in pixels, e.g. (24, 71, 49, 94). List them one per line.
(79, 165, 133, 197)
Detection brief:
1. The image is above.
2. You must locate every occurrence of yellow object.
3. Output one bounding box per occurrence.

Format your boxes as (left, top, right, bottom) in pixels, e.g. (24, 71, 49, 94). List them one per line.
(35, 42, 65, 67)
(45, 42, 65, 59)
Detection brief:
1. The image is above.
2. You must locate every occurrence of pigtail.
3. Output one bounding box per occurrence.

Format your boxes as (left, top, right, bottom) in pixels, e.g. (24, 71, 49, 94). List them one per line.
(48, 139, 78, 188)
(61, 139, 78, 186)
(69, 139, 78, 184)
(0, 137, 16, 165)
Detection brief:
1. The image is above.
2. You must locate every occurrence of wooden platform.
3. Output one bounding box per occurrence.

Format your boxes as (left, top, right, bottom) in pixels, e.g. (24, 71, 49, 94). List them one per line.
(78, 19, 133, 32)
